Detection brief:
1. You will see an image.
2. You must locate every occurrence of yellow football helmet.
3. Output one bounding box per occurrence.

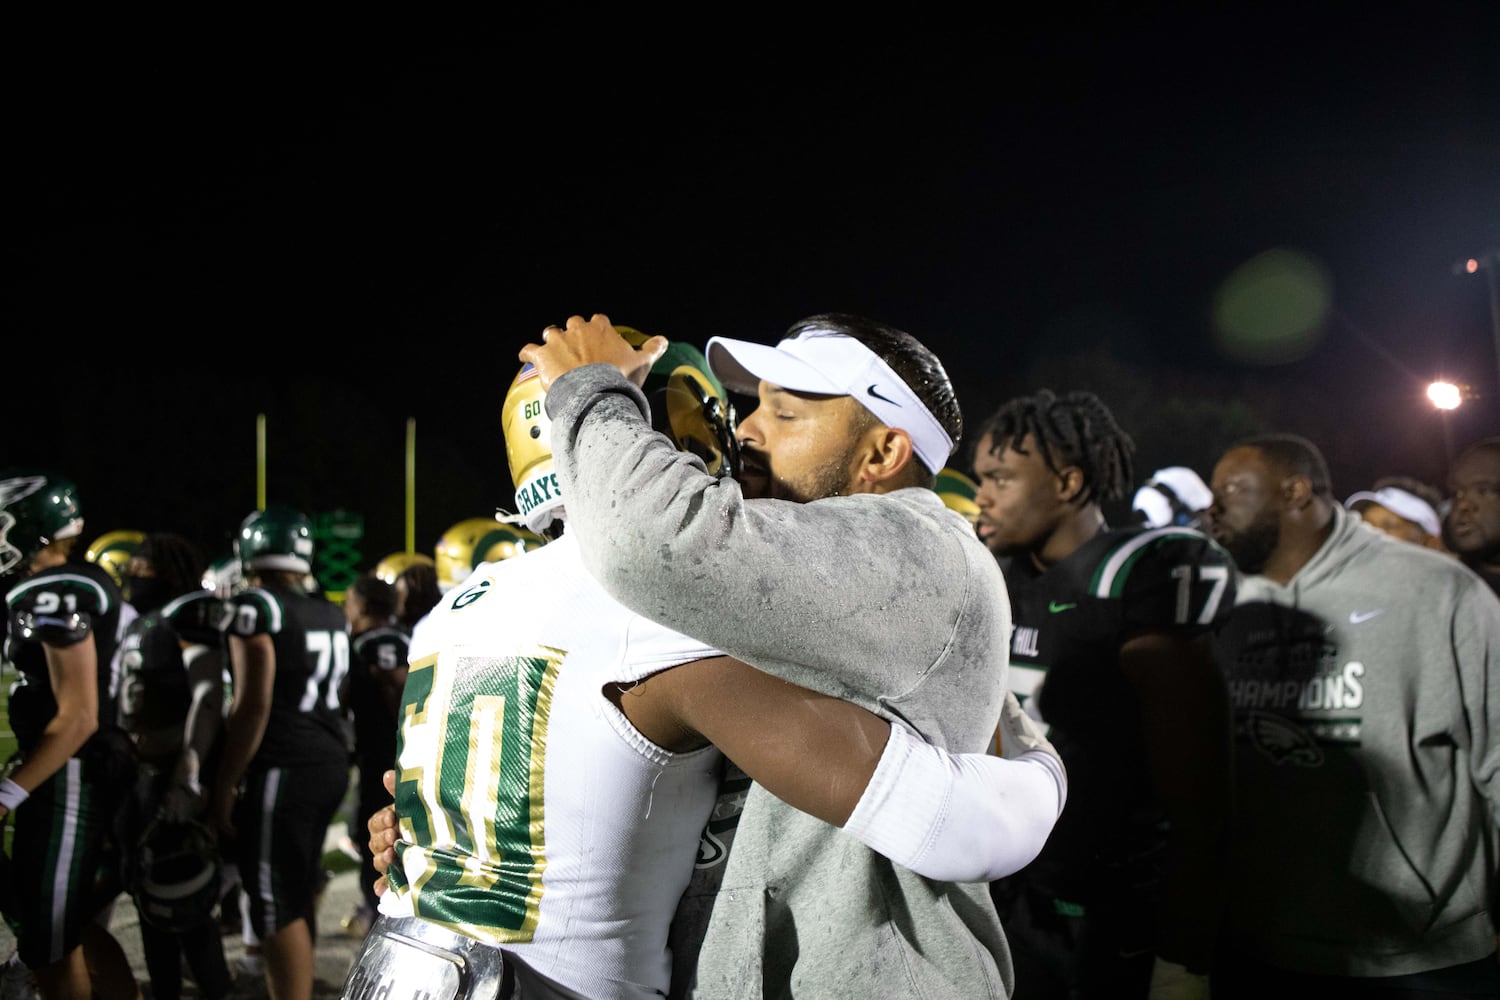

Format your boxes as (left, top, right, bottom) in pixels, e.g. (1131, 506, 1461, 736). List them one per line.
(86, 529, 146, 587)
(435, 518, 546, 593)
(373, 550, 436, 586)
(502, 325, 738, 536)
(935, 468, 980, 526)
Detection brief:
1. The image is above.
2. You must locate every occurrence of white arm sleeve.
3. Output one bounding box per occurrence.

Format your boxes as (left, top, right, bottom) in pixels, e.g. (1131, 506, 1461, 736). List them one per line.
(841, 719, 1066, 882)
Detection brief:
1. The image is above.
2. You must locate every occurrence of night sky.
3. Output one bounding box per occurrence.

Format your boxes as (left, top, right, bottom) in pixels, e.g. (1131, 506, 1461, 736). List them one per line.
(5, 18, 1499, 572)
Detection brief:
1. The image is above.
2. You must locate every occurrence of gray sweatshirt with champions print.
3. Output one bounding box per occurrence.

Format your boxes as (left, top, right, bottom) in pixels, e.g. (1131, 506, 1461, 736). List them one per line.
(547, 364, 1015, 999)
(1214, 503, 1500, 977)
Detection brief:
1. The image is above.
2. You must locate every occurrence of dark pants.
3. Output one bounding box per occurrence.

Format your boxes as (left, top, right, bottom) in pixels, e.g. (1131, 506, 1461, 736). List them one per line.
(1214, 951, 1500, 999)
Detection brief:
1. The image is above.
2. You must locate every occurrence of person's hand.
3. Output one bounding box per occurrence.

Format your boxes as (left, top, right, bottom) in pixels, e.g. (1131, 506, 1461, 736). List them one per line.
(995, 690, 1055, 760)
(518, 313, 668, 392)
(160, 779, 203, 823)
(369, 768, 399, 896)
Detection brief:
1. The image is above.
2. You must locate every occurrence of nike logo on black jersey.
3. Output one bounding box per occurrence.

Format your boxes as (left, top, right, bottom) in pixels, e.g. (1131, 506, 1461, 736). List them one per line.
(1048, 601, 1077, 613)
(866, 384, 900, 406)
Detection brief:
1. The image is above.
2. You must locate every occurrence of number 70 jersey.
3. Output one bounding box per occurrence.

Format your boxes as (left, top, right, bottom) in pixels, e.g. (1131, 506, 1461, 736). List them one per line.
(381, 532, 724, 1000)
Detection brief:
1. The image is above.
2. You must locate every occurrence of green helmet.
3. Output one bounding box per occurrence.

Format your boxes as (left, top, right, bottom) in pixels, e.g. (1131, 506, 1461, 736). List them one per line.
(234, 505, 315, 575)
(0, 468, 85, 577)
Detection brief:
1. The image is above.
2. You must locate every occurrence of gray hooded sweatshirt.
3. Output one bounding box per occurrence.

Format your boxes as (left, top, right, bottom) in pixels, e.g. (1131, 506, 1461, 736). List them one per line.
(1214, 503, 1500, 977)
(547, 365, 1015, 999)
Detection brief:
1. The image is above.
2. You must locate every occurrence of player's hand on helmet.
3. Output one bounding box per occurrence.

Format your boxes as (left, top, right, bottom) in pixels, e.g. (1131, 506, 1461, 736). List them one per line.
(161, 779, 203, 824)
(520, 313, 668, 392)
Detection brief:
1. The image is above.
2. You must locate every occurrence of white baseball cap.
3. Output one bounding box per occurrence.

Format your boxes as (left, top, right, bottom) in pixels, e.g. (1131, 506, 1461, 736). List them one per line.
(704, 329, 955, 474)
(1132, 466, 1214, 528)
(1344, 487, 1441, 537)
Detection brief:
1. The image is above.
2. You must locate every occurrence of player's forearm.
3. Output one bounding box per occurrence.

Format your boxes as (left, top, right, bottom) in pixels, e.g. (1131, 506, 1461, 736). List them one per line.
(843, 722, 1065, 882)
(214, 701, 269, 792)
(8, 709, 96, 793)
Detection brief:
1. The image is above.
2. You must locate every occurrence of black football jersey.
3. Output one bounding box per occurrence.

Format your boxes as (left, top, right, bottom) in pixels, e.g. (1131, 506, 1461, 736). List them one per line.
(115, 590, 232, 764)
(225, 583, 350, 766)
(347, 624, 410, 761)
(4, 560, 127, 754)
(998, 524, 1236, 900)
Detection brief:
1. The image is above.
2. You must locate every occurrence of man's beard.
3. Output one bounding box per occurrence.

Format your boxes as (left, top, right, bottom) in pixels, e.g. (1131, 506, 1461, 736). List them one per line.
(1220, 516, 1280, 575)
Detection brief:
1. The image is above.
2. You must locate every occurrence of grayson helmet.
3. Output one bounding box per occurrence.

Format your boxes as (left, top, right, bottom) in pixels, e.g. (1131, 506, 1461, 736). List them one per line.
(374, 550, 436, 586)
(85, 529, 146, 587)
(0, 468, 85, 578)
(128, 816, 222, 933)
(935, 468, 980, 526)
(434, 518, 546, 593)
(234, 505, 314, 575)
(502, 326, 739, 535)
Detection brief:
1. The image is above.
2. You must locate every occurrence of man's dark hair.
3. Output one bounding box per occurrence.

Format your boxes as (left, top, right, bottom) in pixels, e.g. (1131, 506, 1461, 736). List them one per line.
(975, 389, 1135, 506)
(396, 562, 442, 629)
(138, 532, 206, 599)
(785, 313, 962, 482)
(1239, 433, 1333, 499)
(349, 572, 398, 621)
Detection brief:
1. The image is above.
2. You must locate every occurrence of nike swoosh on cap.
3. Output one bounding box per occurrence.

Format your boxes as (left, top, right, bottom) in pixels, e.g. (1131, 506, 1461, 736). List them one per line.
(866, 384, 900, 406)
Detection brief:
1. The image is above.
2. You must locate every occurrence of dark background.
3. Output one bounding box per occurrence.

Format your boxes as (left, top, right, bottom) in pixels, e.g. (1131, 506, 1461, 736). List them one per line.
(5, 17, 1499, 573)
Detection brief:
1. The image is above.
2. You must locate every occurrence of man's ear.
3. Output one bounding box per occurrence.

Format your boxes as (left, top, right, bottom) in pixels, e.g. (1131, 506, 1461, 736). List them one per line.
(856, 426, 918, 492)
(1056, 466, 1086, 505)
(1282, 474, 1314, 510)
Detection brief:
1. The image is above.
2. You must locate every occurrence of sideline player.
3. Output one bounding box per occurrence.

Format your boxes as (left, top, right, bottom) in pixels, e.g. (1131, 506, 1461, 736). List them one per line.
(0, 470, 141, 999)
(971, 389, 1235, 999)
(210, 506, 350, 1000)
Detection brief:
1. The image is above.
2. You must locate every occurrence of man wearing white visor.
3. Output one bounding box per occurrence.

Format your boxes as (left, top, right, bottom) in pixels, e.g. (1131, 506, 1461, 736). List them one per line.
(1345, 477, 1446, 550)
(522, 313, 1045, 998)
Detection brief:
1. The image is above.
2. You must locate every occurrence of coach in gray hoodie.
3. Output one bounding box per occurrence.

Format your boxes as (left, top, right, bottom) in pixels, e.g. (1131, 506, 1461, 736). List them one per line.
(1206, 433, 1500, 996)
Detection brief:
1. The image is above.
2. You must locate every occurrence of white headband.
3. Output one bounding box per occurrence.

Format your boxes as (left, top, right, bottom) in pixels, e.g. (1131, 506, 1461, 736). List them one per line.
(704, 330, 955, 474)
(1344, 487, 1441, 537)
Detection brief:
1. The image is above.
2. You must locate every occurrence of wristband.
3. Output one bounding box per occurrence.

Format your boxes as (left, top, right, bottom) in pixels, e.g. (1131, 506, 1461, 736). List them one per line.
(0, 778, 29, 811)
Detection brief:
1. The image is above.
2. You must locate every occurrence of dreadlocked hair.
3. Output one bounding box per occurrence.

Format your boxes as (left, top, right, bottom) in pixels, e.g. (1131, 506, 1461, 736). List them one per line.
(137, 532, 207, 600)
(976, 389, 1135, 506)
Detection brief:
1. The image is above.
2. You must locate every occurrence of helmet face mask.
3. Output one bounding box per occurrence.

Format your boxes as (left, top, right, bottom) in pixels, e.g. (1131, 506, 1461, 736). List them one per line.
(235, 505, 315, 575)
(0, 469, 85, 578)
(129, 817, 222, 933)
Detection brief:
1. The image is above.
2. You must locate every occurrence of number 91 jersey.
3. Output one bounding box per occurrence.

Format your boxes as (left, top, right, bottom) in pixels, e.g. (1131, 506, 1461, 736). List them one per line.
(997, 525, 1235, 892)
(224, 584, 350, 765)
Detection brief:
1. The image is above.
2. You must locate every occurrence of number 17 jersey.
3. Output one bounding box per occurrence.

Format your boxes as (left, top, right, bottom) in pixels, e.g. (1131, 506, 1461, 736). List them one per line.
(998, 524, 1235, 900)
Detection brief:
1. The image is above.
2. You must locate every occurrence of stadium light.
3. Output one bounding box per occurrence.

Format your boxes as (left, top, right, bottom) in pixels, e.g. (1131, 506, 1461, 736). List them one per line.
(1427, 380, 1462, 410)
